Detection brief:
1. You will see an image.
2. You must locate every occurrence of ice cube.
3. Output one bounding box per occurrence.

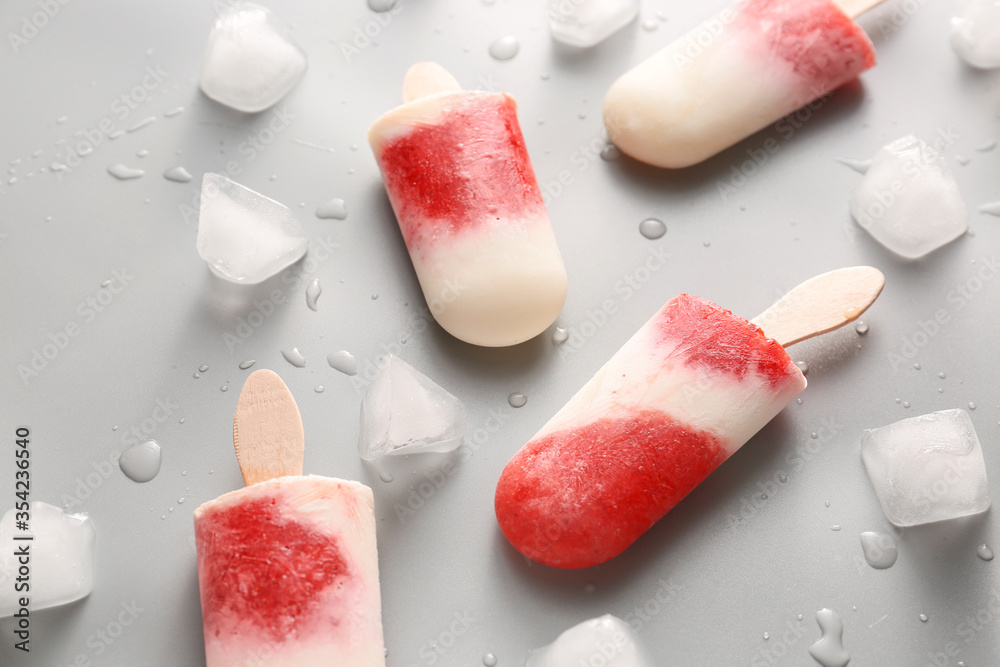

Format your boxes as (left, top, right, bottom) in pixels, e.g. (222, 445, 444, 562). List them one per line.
(0, 502, 96, 617)
(861, 409, 990, 527)
(358, 355, 466, 460)
(196, 173, 308, 284)
(526, 615, 654, 667)
(849, 135, 968, 259)
(199, 4, 307, 113)
(952, 0, 1000, 69)
(548, 0, 640, 48)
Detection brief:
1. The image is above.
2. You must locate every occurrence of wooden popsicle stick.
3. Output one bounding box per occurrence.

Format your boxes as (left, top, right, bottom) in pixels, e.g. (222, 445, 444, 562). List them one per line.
(751, 266, 884, 348)
(232, 369, 305, 487)
(835, 0, 889, 19)
(402, 61, 463, 103)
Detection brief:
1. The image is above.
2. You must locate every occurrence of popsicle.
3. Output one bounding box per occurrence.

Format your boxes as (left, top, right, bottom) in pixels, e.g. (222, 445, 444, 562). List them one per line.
(602, 0, 880, 168)
(368, 62, 568, 347)
(495, 267, 885, 568)
(194, 370, 385, 667)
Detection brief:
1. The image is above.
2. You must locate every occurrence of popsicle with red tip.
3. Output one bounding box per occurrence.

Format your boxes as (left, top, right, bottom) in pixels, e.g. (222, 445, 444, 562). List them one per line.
(495, 267, 885, 568)
(194, 370, 385, 667)
(368, 62, 568, 347)
(603, 0, 883, 168)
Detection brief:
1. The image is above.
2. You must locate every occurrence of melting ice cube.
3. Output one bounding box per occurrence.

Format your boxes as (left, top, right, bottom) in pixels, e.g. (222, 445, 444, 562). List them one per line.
(0, 502, 96, 617)
(548, 0, 640, 48)
(199, 4, 307, 113)
(861, 409, 990, 527)
(952, 0, 1000, 69)
(849, 135, 968, 259)
(358, 355, 466, 460)
(196, 173, 308, 284)
(526, 615, 654, 667)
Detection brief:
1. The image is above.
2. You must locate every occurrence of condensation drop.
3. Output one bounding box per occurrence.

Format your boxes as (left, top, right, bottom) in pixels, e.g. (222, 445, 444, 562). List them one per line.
(508, 392, 527, 408)
(639, 217, 666, 240)
(489, 36, 520, 60)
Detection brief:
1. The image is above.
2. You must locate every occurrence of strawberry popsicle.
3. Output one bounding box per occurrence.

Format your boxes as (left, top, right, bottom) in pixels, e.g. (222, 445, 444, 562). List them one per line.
(603, 0, 876, 168)
(368, 62, 568, 347)
(495, 294, 807, 568)
(195, 476, 385, 667)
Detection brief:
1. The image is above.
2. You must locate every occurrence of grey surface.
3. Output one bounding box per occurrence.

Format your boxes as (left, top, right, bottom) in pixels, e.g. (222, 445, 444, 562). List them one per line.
(1, 0, 999, 665)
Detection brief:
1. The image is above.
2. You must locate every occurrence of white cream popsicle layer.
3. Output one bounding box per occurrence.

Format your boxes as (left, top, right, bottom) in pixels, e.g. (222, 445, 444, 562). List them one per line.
(603, 0, 876, 168)
(496, 294, 807, 568)
(369, 89, 568, 347)
(194, 476, 385, 667)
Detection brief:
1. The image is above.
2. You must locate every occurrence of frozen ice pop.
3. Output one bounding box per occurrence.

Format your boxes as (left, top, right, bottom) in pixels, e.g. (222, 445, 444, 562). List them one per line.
(495, 268, 884, 568)
(603, 0, 877, 168)
(368, 62, 568, 347)
(194, 370, 385, 667)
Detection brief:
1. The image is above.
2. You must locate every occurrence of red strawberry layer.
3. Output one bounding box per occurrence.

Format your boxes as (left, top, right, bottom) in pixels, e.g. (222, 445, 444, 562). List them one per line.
(495, 411, 729, 569)
(375, 93, 545, 249)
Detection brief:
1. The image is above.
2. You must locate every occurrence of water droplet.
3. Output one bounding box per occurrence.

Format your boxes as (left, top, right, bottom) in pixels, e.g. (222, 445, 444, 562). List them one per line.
(824, 501, 831, 507)
(641, 19, 658, 30)
(600, 144, 621, 161)
(112, 425, 119, 431)
(797, 614, 804, 621)
(164, 106, 185, 117)
(306, 278, 322, 311)
(552, 327, 568, 344)
(127, 116, 156, 132)
(193, 372, 201, 379)
(379, 471, 394, 483)
(855, 321, 869, 335)
(371, 293, 379, 300)
(938, 372, 946, 379)
(314, 385, 325, 393)
(860, 531, 898, 569)
(919, 613, 928, 622)
(913, 363, 921, 370)
(977, 139, 996, 151)
(796, 361, 809, 375)
(120, 440, 162, 483)
(199, 365, 209, 373)
(327, 350, 358, 376)
(169, 507, 174, 513)
(903, 401, 911, 409)
(220, 385, 228, 392)
(831, 525, 842, 531)
(508, 392, 527, 408)
(483, 653, 498, 666)
(778, 474, 788, 483)
(639, 217, 666, 240)
(179, 418, 186, 424)
(282, 347, 306, 368)
(136, 149, 149, 158)
(796, 398, 803, 404)
(810, 432, 818, 439)
(239, 360, 256, 370)
(107, 163, 145, 180)
(178, 497, 185, 504)
(809, 609, 850, 667)
(489, 35, 520, 60)
(763, 632, 770, 640)
(163, 166, 192, 183)
(316, 198, 348, 220)
(367, 0, 399, 10)
(978, 544, 994, 561)
(956, 155, 971, 166)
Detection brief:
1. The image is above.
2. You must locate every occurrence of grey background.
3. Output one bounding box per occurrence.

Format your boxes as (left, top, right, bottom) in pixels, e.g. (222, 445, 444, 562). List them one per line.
(1, 0, 999, 665)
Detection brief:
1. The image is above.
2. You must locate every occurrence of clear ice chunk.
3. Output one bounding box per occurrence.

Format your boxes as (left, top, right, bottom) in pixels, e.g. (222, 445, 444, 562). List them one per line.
(548, 0, 640, 48)
(199, 4, 307, 113)
(952, 1, 1000, 69)
(849, 135, 968, 259)
(861, 409, 990, 527)
(358, 355, 466, 460)
(0, 502, 96, 617)
(196, 173, 308, 284)
(526, 615, 655, 667)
